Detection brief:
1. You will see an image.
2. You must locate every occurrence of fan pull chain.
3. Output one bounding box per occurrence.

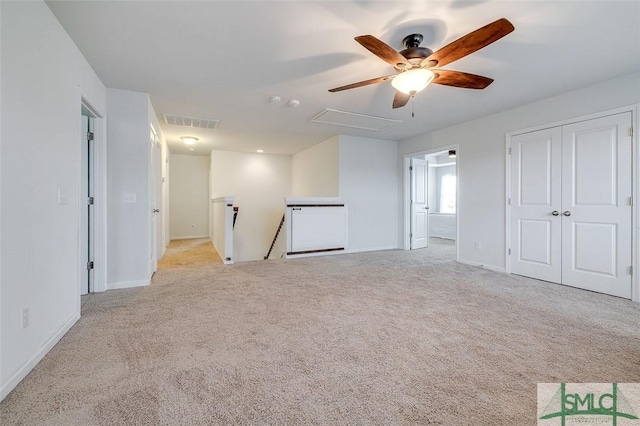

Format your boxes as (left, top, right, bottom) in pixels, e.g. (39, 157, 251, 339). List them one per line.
(411, 96, 415, 118)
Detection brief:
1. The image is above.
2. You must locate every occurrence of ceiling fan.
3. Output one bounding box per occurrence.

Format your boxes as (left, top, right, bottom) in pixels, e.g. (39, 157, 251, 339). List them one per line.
(329, 18, 515, 109)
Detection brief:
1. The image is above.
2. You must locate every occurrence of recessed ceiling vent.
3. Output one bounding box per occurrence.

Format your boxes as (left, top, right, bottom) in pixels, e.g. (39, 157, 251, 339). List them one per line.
(310, 108, 402, 131)
(163, 113, 219, 129)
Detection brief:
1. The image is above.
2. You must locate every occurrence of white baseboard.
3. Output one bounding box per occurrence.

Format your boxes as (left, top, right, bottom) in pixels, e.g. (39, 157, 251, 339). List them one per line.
(456, 258, 506, 273)
(170, 235, 209, 240)
(0, 311, 80, 401)
(106, 279, 150, 290)
(344, 246, 399, 254)
(286, 246, 399, 260)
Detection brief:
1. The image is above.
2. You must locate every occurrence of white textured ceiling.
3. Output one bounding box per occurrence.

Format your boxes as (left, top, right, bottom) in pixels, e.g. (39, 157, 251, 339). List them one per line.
(47, 1, 640, 156)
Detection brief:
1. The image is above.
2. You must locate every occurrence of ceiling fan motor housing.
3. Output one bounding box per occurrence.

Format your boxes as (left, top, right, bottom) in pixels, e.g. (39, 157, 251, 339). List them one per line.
(400, 34, 433, 65)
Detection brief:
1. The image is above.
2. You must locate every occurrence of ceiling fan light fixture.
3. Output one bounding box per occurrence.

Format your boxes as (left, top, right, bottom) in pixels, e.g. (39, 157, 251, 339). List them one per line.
(391, 68, 435, 95)
(180, 136, 199, 145)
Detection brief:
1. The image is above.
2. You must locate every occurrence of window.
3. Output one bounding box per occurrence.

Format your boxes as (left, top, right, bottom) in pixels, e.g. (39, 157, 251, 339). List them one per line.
(439, 174, 456, 213)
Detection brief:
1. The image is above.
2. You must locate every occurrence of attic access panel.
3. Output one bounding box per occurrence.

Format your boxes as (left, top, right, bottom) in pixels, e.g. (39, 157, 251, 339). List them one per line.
(310, 108, 402, 131)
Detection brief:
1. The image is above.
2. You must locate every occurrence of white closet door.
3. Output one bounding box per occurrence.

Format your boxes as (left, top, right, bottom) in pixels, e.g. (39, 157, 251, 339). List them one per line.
(510, 127, 562, 283)
(561, 112, 633, 298)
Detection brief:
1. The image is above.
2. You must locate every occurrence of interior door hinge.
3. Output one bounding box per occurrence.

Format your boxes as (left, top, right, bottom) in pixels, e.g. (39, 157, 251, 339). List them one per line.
(409, 166, 413, 171)
(87, 261, 94, 270)
(630, 265, 633, 275)
(87, 132, 94, 141)
(88, 196, 94, 205)
(410, 233, 413, 238)
(508, 198, 511, 206)
(508, 248, 511, 255)
(508, 147, 512, 155)
(629, 127, 633, 137)
(630, 196, 633, 206)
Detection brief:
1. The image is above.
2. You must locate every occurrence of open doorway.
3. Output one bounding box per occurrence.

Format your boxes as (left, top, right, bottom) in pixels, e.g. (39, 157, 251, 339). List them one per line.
(404, 146, 458, 259)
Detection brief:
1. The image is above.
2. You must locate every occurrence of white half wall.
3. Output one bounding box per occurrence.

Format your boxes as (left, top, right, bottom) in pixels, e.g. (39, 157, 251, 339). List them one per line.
(1, 0, 106, 400)
(399, 72, 640, 270)
(339, 135, 399, 252)
(210, 150, 291, 262)
(291, 136, 339, 197)
(170, 155, 210, 239)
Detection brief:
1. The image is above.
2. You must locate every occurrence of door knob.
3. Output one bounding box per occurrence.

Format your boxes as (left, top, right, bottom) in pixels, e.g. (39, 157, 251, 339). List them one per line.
(551, 211, 559, 216)
(563, 211, 571, 216)
(424, 207, 429, 210)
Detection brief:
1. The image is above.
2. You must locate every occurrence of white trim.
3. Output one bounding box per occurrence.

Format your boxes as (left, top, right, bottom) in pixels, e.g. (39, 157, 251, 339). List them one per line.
(344, 246, 398, 254)
(285, 246, 398, 260)
(106, 279, 150, 291)
(79, 98, 107, 294)
(456, 258, 506, 274)
(402, 145, 460, 262)
(505, 132, 512, 275)
(170, 235, 209, 240)
(632, 105, 639, 303)
(0, 312, 79, 401)
(509, 104, 640, 137)
(505, 104, 639, 302)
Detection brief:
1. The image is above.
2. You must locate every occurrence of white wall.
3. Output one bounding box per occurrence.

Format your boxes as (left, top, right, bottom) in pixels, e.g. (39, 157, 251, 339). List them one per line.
(106, 89, 151, 288)
(291, 136, 339, 196)
(170, 155, 210, 239)
(210, 150, 291, 262)
(399, 72, 640, 271)
(339, 136, 399, 252)
(0, 0, 106, 400)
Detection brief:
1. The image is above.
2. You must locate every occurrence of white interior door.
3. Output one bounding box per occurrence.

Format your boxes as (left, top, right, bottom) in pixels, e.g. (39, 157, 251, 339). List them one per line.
(511, 127, 562, 283)
(560, 113, 633, 298)
(411, 157, 429, 249)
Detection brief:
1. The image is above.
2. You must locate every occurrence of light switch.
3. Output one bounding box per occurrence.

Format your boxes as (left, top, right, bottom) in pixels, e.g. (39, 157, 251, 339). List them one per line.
(57, 188, 68, 205)
(124, 193, 137, 203)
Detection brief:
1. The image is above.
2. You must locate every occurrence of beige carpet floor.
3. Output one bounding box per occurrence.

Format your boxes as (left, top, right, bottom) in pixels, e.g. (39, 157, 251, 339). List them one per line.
(158, 238, 222, 269)
(1, 245, 639, 425)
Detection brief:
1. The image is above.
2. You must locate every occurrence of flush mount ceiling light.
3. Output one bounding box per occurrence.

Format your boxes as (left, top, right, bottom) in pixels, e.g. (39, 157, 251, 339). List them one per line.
(448, 149, 457, 158)
(180, 136, 199, 145)
(391, 69, 435, 95)
(256, 149, 264, 153)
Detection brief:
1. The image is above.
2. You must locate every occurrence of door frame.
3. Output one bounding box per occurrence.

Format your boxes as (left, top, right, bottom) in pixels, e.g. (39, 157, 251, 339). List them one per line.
(505, 104, 639, 302)
(78, 98, 107, 295)
(402, 144, 459, 260)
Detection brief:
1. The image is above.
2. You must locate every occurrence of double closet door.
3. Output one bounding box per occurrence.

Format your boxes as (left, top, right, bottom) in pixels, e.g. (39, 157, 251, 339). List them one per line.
(510, 112, 633, 298)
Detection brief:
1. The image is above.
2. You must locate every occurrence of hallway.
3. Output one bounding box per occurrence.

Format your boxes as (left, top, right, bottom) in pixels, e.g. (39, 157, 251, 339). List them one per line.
(157, 238, 222, 269)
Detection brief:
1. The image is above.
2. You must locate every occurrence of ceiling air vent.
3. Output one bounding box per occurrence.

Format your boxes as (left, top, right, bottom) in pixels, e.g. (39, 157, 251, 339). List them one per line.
(310, 108, 402, 131)
(163, 113, 219, 129)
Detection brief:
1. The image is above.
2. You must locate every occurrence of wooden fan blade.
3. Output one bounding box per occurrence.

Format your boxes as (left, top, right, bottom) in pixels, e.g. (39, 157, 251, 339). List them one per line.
(393, 91, 411, 109)
(328, 75, 395, 92)
(432, 70, 494, 89)
(420, 18, 514, 68)
(355, 35, 411, 69)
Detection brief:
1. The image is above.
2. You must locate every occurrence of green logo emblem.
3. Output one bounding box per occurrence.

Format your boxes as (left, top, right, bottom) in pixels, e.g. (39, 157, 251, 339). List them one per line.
(539, 383, 639, 425)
